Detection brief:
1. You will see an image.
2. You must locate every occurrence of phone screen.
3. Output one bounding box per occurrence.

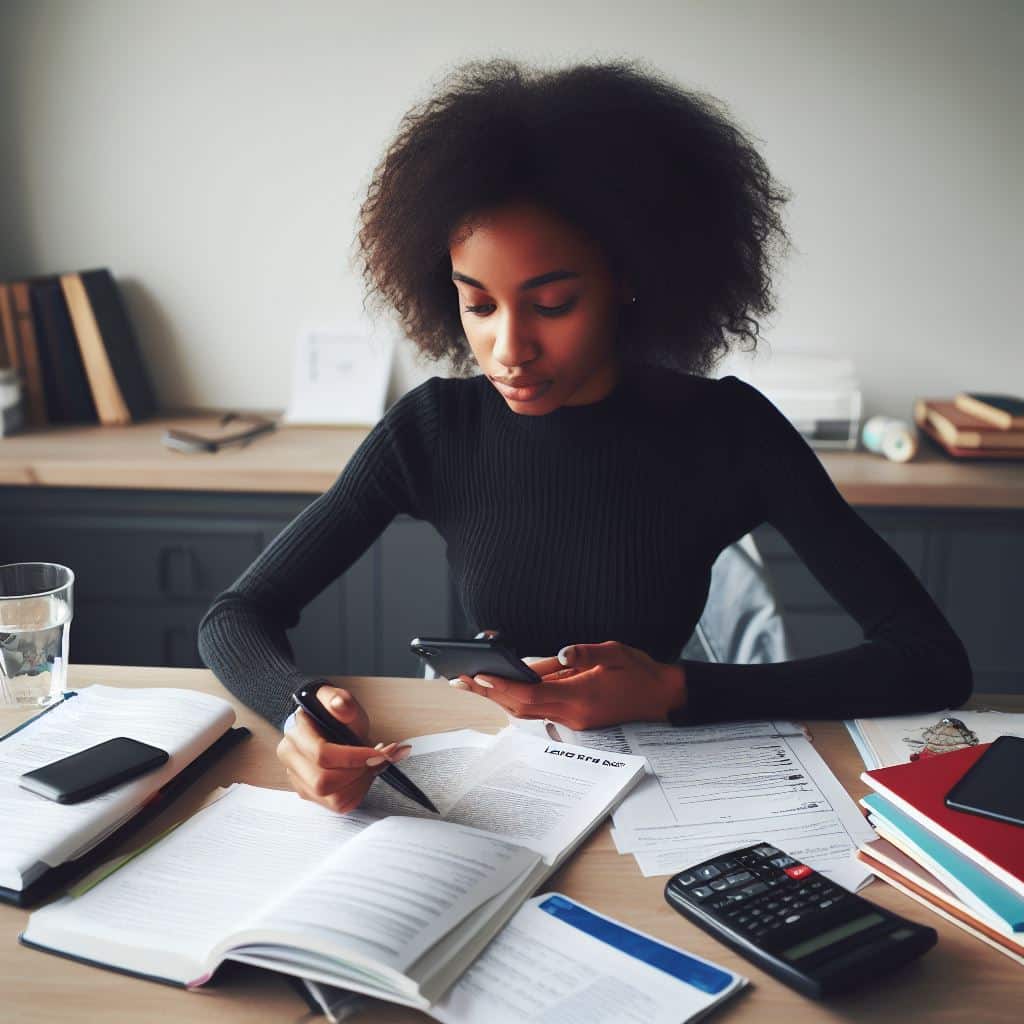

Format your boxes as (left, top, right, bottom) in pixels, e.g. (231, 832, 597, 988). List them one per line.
(19, 737, 170, 804)
(945, 736, 1024, 827)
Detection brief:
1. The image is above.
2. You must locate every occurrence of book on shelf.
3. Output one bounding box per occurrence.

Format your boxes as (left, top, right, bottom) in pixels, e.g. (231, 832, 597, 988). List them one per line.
(860, 743, 1024, 898)
(0, 684, 250, 906)
(20, 728, 646, 1010)
(6, 281, 49, 427)
(0, 282, 13, 369)
(59, 268, 157, 425)
(856, 838, 1024, 967)
(954, 393, 1024, 431)
(30, 277, 99, 424)
(916, 417, 1024, 461)
(914, 399, 1024, 450)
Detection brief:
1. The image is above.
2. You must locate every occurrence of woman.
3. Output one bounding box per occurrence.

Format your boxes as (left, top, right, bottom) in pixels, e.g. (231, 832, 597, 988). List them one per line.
(198, 58, 971, 814)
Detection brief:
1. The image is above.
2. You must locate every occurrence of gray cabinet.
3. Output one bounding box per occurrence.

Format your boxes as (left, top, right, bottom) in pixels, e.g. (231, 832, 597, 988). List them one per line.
(2, 487, 1021, 693)
(0, 487, 467, 680)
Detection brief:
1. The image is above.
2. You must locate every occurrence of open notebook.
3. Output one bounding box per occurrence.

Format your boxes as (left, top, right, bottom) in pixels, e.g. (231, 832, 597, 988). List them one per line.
(21, 728, 646, 1010)
(0, 685, 249, 905)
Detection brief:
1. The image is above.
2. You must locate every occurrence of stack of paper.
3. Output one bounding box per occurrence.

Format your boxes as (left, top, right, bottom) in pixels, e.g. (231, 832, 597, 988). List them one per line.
(558, 720, 876, 892)
(845, 707, 1024, 770)
(858, 744, 1024, 966)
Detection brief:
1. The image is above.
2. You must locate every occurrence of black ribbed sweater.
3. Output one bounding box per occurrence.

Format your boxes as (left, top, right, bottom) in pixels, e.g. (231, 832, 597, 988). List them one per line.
(197, 366, 972, 729)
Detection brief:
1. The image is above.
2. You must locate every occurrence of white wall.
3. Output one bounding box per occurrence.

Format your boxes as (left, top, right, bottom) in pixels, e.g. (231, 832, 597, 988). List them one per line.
(1, 0, 1020, 419)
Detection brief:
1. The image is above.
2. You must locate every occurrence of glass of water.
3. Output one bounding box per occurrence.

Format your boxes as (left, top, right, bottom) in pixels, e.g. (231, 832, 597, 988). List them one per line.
(0, 563, 74, 710)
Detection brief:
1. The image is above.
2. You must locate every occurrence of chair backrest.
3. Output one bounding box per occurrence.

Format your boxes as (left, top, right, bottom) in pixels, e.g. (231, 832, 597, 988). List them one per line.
(422, 533, 789, 677)
(685, 532, 790, 665)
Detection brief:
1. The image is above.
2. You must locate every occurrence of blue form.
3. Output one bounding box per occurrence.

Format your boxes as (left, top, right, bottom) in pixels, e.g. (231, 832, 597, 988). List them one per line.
(538, 893, 735, 995)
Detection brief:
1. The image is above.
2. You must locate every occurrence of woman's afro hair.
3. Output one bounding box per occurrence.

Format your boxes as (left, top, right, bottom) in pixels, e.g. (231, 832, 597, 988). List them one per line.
(354, 57, 792, 377)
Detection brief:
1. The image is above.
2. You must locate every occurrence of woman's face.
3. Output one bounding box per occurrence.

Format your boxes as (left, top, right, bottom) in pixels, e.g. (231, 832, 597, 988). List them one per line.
(449, 201, 632, 414)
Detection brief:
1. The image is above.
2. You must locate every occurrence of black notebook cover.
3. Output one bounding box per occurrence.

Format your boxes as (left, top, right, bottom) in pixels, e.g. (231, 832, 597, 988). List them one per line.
(30, 277, 99, 424)
(78, 268, 157, 422)
(1, 700, 251, 908)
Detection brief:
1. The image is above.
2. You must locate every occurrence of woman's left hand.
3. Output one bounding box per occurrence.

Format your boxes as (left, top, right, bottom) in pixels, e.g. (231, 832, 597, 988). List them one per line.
(450, 640, 688, 731)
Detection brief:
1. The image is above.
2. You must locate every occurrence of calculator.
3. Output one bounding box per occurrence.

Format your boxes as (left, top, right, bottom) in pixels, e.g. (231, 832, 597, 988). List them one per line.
(664, 843, 937, 998)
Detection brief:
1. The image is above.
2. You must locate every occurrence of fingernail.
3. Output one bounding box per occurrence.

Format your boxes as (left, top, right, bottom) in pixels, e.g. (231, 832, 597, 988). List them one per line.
(473, 675, 494, 689)
(390, 745, 413, 763)
(365, 755, 388, 766)
(374, 742, 385, 750)
(557, 646, 574, 666)
(378, 741, 399, 754)
(449, 679, 470, 690)
(330, 696, 346, 709)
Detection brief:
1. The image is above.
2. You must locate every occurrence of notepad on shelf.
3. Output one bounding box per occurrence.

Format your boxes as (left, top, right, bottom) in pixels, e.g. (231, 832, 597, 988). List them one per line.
(0, 684, 249, 905)
(20, 730, 646, 1010)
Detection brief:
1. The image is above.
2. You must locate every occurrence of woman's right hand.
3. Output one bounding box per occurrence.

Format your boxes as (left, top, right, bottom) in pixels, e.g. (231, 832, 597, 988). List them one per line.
(276, 685, 409, 814)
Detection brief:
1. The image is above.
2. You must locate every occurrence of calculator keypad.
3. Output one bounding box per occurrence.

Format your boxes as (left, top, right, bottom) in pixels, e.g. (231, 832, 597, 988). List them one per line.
(667, 843, 852, 943)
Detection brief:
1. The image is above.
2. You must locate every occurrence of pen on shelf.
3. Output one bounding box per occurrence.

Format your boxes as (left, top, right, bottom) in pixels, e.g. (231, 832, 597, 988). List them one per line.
(291, 681, 440, 815)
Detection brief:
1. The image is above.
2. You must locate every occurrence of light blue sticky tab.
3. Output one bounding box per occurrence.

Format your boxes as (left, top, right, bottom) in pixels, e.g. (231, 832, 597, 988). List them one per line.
(538, 894, 735, 994)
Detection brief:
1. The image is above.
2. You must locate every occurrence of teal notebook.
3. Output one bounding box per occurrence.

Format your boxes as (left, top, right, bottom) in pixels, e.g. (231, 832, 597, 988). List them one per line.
(862, 792, 1024, 933)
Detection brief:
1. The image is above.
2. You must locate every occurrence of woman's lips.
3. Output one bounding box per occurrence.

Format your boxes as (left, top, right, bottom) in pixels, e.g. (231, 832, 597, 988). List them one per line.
(492, 378, 553, 402)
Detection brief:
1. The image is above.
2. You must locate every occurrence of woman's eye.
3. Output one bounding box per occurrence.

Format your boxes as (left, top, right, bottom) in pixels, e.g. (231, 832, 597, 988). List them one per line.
(462, 300, 576, 318)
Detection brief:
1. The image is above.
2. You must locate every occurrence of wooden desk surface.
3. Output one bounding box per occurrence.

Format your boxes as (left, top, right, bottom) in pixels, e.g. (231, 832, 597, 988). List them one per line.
(1, 414, 1022, 507)
(3, 667, 1022, 1023)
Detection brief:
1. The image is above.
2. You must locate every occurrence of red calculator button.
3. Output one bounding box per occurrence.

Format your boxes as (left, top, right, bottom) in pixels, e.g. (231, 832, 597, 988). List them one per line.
(785, 864, 813, 880)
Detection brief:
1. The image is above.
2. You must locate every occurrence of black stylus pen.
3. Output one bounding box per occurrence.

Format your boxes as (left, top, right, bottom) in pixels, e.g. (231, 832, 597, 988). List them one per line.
(291, 681, 440, 814)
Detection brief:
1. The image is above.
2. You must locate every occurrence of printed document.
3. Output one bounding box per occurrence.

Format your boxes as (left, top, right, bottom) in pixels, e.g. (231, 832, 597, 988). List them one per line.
(563, 721, 875, 890)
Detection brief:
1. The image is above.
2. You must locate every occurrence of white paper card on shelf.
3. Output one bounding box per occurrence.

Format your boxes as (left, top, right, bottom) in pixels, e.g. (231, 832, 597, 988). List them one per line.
(284, 330, 395, 426)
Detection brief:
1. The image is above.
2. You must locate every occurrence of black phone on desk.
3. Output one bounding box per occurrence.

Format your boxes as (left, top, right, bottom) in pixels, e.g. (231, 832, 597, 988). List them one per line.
(944, 735, 1024, 827)
(410, 636, 542, 684)
(18, 737, 169, 804)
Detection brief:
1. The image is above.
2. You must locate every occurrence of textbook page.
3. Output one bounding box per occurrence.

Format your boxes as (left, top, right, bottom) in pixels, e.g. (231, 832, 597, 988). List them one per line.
(429, 893, 746, 1024)
(364, 729, 646, 866)
(22, 783, 380, 984)
(441, 730, 646, 865)
(225, 817, 538, 989)
(0, 685, 235, 889)
(362, 729, 492, 816)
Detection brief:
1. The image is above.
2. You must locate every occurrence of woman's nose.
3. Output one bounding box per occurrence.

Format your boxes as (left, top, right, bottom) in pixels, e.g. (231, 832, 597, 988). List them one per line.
(491, 309, 539, 367)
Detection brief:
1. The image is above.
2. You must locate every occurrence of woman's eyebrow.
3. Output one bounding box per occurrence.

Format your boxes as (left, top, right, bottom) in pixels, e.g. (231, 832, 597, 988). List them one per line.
(451, 269, 581, 291)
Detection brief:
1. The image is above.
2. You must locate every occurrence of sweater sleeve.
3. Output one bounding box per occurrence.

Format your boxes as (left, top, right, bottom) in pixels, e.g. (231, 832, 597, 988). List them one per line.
(198, 378, 441, 726)
(674, 376, 973, 726)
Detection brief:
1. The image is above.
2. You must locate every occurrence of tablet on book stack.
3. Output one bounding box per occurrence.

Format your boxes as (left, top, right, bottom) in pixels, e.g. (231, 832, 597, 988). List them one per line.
(0, 684, 250, 906)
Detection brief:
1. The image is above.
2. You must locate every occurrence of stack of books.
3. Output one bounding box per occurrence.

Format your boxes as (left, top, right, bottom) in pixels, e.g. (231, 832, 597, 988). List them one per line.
(856, 744, 1024, 965)
(0, 268, 156, 429)
(914, 393, 1024, 460)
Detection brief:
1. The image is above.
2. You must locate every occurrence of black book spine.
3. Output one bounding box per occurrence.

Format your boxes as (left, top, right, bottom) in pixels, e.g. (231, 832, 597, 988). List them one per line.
(30, 280, 99, 424)
(79, 268, 157, 421)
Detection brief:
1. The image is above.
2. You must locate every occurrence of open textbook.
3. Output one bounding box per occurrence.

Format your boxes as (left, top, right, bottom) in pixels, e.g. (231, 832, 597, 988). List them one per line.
(21, 729, 645, 1010)
(558, 719, 876, 891)
(0, 685, 246, 899)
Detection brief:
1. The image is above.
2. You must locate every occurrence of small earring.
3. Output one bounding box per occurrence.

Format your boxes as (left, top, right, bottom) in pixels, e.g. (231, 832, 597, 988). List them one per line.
(630, 295, 638, 304)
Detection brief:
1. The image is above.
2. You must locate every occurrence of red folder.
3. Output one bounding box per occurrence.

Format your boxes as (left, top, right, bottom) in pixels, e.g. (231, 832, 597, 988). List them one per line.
(861, 744, 1024, 897)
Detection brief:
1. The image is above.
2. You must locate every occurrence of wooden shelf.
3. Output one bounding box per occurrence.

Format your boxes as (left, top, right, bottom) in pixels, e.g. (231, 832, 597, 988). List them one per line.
(1, 414, 1022, 507)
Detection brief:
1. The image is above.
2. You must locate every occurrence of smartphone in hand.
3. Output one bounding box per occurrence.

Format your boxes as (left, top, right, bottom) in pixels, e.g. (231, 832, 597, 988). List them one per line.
(410, 636, 542, 685)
